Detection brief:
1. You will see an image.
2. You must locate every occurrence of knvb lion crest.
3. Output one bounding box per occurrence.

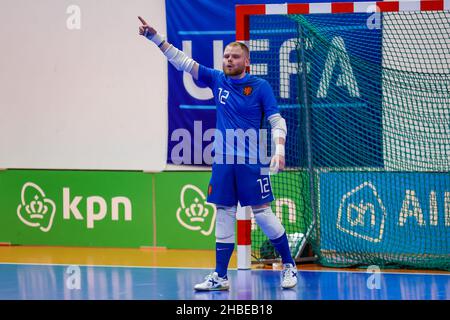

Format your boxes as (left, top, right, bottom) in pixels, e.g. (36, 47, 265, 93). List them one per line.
(243, 86, 253, 96)
(176, 185, 216, 236)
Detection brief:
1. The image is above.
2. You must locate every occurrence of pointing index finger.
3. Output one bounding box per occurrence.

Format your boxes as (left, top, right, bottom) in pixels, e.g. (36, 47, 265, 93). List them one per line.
(138, 16, 148, 25)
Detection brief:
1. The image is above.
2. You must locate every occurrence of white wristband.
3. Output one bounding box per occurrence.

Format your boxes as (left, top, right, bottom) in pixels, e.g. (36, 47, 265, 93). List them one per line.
(146, 32, 165, 47)
(275, 144, 285, 157)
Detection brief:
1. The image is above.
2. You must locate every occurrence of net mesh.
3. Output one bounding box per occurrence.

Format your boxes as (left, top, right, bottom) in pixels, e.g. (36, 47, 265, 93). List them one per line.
(248, 9, 450, 270)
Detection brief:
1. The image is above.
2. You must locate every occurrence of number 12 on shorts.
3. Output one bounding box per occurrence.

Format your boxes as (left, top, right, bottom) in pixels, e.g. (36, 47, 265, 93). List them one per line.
(257, 178, 270, 198)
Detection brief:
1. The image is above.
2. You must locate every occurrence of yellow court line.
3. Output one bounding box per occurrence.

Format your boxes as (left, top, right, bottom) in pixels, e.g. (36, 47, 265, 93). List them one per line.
(0, 246, 233, 269)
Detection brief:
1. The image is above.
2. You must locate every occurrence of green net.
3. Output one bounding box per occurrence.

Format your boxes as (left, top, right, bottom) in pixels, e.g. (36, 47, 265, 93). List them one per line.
(248, 10, 450, 270)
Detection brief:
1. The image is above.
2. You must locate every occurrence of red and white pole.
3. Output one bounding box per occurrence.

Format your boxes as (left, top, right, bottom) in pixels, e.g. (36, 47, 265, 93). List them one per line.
(236, 203, 252, 269)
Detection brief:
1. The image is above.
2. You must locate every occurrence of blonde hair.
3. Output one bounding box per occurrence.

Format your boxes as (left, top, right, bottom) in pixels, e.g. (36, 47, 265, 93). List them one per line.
(225, 42, 250, 58)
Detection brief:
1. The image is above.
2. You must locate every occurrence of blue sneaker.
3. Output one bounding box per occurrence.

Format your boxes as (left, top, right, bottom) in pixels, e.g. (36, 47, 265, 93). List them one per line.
(194, 272, 230, 291)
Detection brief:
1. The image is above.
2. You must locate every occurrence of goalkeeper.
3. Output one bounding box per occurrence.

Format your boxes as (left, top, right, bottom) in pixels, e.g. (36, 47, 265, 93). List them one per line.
(139, 16, 297, 290)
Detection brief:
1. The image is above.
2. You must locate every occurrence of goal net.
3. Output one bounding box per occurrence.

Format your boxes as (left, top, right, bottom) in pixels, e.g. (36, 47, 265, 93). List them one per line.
(236, 0, 450, 270)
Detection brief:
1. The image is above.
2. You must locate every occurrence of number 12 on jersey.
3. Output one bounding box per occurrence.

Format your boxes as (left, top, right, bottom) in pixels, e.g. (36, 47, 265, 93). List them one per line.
(257, 178, 270, 194)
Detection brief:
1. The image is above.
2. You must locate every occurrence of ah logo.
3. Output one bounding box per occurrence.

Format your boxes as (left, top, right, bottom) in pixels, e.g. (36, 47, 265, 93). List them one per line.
(337, 182, 386, 243)
(17, 182, 56, 232)
(176, 185, 216, 236)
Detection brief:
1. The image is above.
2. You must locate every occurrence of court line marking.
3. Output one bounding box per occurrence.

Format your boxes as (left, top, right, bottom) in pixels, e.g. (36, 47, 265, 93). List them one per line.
(295, 268, 450, 276)
(0, 262, 211, 270)
(0, 262, 449, 276)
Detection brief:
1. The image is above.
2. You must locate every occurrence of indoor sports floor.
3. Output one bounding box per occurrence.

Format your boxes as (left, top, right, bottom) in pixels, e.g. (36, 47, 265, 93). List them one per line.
(0, 246, 448, 300)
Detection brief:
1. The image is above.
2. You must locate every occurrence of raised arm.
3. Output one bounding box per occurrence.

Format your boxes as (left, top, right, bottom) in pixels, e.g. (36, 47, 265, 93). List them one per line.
(138, 16, 199, 80)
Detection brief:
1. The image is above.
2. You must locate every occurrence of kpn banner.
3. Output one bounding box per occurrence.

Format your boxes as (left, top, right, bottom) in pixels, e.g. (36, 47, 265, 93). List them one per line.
(253, 171, 311, 254)
(153, 171, 312, 250)
(154, 171, 216, 249)
(319, 172, 449, 255)
(0, 170, 153, 247)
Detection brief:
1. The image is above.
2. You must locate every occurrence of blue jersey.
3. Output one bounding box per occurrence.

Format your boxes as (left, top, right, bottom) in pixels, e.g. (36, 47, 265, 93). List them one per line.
(198, 65, 280, 164)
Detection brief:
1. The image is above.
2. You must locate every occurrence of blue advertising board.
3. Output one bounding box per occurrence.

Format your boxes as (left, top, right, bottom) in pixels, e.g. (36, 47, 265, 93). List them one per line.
(319, 172, 449, 255)
(166, 0, 382, 168)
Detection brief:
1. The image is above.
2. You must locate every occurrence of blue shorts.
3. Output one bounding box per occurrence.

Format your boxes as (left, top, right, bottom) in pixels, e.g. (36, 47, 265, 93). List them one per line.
(207, 163, 275, 207)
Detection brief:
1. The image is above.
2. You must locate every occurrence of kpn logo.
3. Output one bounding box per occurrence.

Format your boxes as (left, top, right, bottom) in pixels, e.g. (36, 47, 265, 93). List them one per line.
(337, 181, 386, 243)
(17, 183, 57, 232)
(176, 185, 216, 236)
(17, 182, 132, 232)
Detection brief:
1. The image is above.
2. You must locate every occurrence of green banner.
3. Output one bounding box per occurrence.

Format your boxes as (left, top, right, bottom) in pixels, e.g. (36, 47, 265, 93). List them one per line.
(0, 169, 309, 251)
(0, 170, 153, 247)
(252, 170, 312, 257)
(154, 171, 215, 249)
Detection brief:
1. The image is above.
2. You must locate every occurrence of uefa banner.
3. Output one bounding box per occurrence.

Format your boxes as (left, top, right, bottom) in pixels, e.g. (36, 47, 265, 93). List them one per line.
(0, 170, 154, 247)
(154, 171, 216, 249)
(319, 172, 449, 255)
(166, 0, 242, 165)
(166, 0, 382, 168)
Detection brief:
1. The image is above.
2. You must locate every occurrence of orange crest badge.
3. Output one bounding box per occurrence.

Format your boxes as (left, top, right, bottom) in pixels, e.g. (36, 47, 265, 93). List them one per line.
(243, 86, 253, 96)
(208, 184, 212, 196)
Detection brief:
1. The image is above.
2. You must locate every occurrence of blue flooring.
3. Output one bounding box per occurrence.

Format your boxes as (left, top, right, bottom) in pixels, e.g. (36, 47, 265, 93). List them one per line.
(0, 264, 448, 300)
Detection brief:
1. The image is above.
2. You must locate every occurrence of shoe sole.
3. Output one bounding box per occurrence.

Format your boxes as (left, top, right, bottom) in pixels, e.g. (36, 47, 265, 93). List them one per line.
(281, 280, 297, 289)
(194, 287, 230, 291)
(281, 285, 297, 289)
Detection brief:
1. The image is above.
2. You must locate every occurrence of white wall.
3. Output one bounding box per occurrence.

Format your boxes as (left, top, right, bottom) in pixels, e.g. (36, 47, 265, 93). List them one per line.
(0, 0, 167, 171)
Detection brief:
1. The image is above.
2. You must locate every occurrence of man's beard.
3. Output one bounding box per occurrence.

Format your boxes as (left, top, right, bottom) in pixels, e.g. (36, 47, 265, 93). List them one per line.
(223, 65, 246, 76)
